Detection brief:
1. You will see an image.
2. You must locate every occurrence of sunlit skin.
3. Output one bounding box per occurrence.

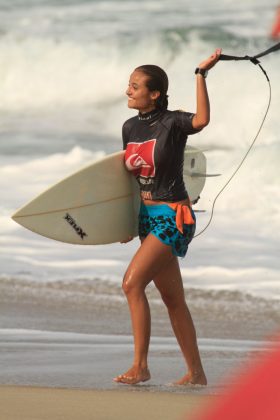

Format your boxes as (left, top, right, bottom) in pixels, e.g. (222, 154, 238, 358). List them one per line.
(114, 50, 221, 385)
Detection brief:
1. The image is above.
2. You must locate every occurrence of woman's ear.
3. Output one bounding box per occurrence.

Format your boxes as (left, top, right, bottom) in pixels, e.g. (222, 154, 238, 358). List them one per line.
(150, 90, 160, 101)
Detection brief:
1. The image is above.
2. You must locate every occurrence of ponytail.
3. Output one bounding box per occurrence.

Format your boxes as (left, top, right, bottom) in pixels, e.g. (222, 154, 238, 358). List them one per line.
(157, 93, 169, 111)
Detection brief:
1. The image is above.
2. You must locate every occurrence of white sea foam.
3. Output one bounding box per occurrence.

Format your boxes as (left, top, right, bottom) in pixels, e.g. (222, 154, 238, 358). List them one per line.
(0, 0, 277, 113)
(181, 266, 280, 299)
(0, 328, 271, 352)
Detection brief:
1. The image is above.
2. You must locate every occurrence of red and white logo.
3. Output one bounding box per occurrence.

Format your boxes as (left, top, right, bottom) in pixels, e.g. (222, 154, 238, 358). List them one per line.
(125, 139, 156, 178)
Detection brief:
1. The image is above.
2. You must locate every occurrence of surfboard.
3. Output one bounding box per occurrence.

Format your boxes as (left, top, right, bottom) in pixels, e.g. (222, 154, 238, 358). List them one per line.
(11, 146, 206, 245)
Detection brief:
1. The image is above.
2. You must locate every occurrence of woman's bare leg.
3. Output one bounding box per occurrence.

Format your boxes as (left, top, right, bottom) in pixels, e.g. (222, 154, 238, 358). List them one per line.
(113, 234, 174, 384)
(153, 257, 207, 385)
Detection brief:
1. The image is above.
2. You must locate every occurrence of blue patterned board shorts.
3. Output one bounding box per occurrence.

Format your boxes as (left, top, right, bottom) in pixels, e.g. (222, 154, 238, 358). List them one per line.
(138, 203, 196, 258)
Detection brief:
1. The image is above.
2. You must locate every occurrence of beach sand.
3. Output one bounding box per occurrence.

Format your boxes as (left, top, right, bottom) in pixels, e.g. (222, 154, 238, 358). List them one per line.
(0, 328, 275, 420)
(0, 386, 212, 420)
(1, 283, 278, 420)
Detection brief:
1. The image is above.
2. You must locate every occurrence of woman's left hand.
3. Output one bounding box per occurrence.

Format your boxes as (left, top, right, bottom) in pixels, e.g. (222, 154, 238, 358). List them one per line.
(198, 48, 222, 71)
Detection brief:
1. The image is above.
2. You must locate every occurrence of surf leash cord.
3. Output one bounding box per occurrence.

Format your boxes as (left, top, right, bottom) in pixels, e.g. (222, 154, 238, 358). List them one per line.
(194, 41, 280, 238)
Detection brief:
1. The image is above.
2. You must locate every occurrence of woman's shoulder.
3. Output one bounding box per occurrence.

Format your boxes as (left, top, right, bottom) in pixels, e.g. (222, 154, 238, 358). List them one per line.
(168, 109, 193, 117)
(164, 110, 199, 135)
(163, 109, 194, 119)
(162, 109, 195, 125)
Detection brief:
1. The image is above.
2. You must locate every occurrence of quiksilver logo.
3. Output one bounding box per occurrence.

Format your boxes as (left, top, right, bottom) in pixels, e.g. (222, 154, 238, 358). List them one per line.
(64, 213, 88, 240)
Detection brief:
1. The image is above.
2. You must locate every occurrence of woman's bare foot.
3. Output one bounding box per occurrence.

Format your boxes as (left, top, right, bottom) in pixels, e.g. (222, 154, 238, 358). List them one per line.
(113, 366, 151, 385)
(173, 370, 207, 386)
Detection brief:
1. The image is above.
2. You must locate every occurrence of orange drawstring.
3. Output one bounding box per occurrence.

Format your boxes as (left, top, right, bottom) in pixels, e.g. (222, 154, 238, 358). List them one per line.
(168, 203, 195, 234)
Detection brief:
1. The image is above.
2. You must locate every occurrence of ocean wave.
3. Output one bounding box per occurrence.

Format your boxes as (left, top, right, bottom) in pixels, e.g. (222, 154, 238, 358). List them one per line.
(0, 329, 273, 354)
(0, 26, 279, 169)
(181, 266, 280, 299)
(1, 273, 280, 312)
(0, 1, 276, 112)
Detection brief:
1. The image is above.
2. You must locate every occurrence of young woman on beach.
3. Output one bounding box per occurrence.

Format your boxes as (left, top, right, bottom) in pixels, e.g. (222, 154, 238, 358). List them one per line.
(114, 49, 221, 386)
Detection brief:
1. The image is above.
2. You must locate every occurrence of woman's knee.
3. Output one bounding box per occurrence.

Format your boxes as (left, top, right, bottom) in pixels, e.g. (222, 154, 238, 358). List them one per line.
(122, 276, 131, 296)
(122, 270, 146, 297)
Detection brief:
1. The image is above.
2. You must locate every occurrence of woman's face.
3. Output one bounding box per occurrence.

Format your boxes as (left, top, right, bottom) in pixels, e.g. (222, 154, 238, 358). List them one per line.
(126, 70, 159, 113)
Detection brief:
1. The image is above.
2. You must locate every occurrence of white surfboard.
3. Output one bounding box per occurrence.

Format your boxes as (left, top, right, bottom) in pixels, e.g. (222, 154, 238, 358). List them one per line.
(12, 146, 206, 245)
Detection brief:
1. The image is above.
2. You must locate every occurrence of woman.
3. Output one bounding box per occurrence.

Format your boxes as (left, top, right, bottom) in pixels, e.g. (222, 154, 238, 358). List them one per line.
(114, 49, 221, 386)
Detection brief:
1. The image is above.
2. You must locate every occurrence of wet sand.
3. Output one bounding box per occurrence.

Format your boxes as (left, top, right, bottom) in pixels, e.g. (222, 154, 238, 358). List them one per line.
(0, 330, 273, 393)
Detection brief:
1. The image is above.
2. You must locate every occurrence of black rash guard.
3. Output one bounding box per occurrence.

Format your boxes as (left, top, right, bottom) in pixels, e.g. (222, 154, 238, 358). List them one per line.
(123, 108, 200, 202)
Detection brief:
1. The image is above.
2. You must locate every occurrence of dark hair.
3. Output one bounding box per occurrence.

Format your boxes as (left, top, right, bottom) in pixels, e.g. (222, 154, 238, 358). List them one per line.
(135, 64, 169, 111)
